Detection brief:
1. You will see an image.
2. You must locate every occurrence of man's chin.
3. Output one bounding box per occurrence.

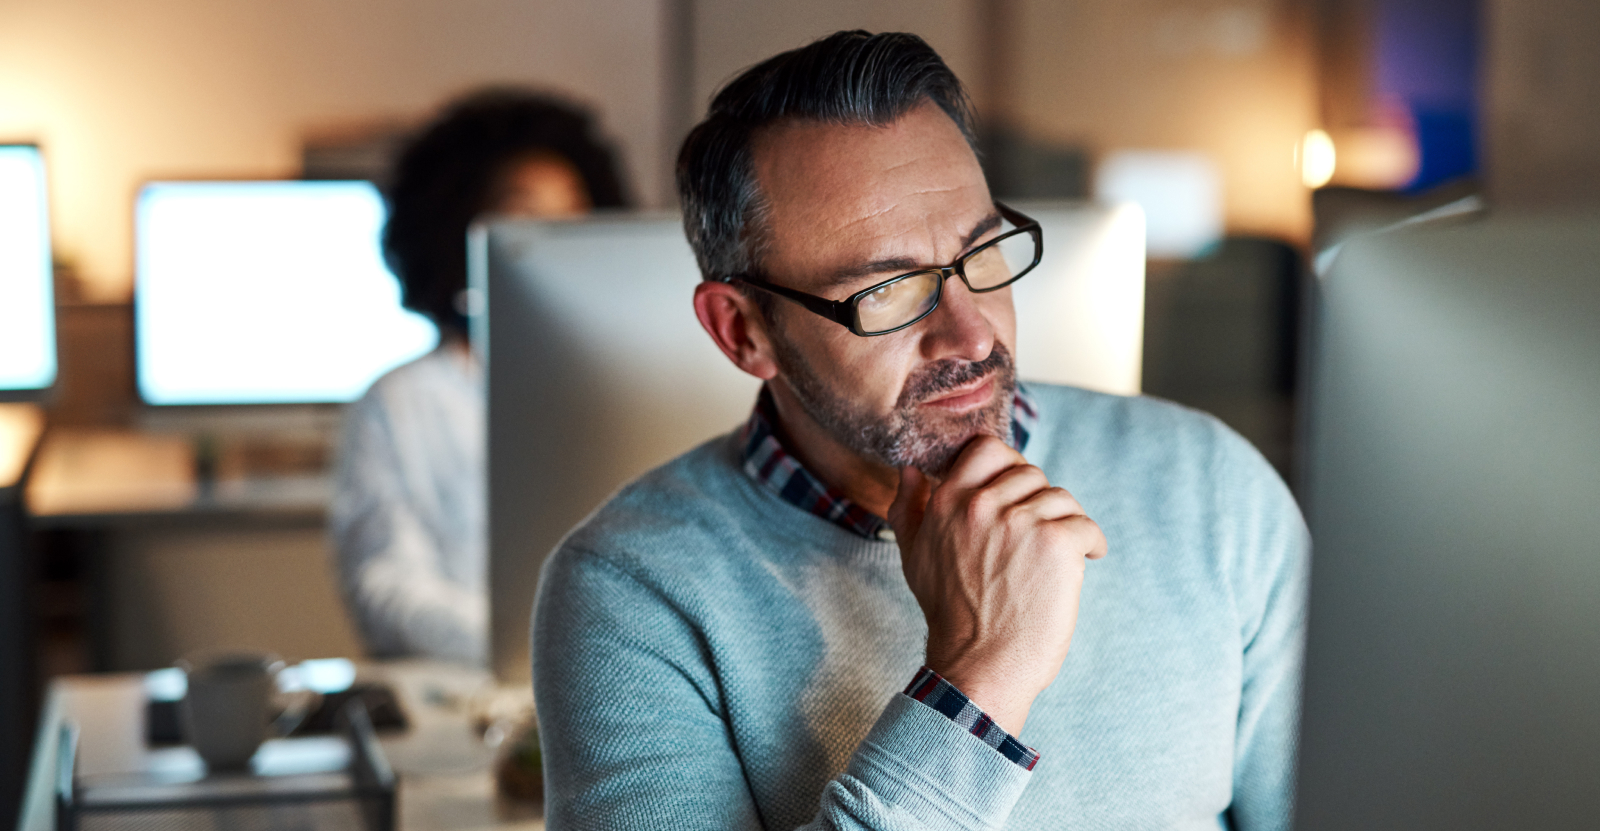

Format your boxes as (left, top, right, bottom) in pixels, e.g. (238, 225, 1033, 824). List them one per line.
(893, 403, 1007, 472)
(909, 441, 969, 479)
(894, 381, 1012, 475)
(775, 336, 1017, 478)
(907, 424, 1005, 477)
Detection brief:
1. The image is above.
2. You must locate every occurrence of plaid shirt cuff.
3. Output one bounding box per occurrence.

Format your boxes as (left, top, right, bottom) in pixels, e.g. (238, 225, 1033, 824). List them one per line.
(903, 666, 1040, 771)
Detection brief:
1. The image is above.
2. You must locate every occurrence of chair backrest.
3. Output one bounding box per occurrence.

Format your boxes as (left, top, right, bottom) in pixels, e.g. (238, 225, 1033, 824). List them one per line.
(476, 201, 1145, 681)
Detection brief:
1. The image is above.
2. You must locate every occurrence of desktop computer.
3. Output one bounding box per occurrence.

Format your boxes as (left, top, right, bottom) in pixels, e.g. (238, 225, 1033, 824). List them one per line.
(476, 201, 1146, 681)
(1296, 210, 1600, 829)
(0, 144, 57, 399)
(0, 142, 55, 828)
(134, 180, 437, 407)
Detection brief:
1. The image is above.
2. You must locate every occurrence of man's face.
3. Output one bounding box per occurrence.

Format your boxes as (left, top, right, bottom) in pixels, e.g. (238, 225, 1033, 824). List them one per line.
(750, 101, 1018, 475)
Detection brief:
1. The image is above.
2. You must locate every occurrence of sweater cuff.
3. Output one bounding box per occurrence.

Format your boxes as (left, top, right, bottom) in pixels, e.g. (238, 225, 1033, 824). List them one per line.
(904, 667, 1040, 770)
(842, 691, 1033, 829)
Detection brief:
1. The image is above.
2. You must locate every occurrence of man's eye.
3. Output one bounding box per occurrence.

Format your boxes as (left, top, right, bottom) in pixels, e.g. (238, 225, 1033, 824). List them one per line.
(859, 285, 895, 310)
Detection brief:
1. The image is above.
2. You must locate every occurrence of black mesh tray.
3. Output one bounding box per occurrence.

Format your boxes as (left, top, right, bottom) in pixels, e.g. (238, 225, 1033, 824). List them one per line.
(55, 701, 395, 831)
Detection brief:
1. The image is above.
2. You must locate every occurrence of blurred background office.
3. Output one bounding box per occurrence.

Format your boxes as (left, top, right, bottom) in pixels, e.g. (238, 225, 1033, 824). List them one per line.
(2, 0, 1597, 827)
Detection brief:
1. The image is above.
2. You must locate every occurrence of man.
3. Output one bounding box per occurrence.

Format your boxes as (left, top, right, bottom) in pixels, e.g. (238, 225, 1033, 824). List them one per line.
(533, 31, 1307, 829)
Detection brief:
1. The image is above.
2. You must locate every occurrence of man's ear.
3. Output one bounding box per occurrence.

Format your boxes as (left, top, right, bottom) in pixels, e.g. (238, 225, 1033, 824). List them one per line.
(693, 281, 780, 381)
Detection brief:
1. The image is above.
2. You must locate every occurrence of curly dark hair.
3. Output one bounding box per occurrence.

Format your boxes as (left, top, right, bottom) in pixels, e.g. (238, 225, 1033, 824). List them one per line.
(384, 89, 630, 336)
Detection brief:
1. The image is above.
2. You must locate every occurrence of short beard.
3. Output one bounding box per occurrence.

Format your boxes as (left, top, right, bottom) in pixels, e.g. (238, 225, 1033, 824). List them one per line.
(771, 336, 1017, 477)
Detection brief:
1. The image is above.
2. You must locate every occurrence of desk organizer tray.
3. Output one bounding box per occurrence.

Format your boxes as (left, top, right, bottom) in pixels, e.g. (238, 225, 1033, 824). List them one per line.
(55, 701, 395, 831)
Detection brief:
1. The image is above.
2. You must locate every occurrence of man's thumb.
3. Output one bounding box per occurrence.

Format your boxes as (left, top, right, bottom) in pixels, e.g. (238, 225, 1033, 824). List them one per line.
(888, 466, 931, 543)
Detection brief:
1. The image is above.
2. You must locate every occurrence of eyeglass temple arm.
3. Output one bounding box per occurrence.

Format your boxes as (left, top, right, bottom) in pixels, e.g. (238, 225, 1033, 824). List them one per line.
(723, 275, 856, 327)
(994, 201, 1039, 232)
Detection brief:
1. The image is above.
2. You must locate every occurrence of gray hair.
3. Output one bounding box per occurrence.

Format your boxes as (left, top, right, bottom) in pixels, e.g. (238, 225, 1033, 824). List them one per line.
(674, 30, 977, 288)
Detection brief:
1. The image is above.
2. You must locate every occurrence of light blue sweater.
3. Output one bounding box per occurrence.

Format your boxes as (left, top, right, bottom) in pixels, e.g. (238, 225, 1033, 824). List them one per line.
(533, 384, 1309, 830)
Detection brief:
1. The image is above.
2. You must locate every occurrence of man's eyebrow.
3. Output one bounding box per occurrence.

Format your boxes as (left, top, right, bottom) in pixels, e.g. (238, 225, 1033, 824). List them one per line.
(821, 211, 1004, 290)
(958, 211, 1004, 251)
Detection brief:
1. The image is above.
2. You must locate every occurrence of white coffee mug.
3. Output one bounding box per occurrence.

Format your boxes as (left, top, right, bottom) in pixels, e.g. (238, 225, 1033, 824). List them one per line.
(178, 653, 315, 771)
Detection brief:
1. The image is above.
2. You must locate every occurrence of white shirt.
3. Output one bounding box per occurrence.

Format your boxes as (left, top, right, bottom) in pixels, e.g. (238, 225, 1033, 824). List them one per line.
(330, 344, 486, 664)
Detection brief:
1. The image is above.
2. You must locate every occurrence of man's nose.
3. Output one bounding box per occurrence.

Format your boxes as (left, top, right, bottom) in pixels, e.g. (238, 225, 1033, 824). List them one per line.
(919, 275, 995, 364)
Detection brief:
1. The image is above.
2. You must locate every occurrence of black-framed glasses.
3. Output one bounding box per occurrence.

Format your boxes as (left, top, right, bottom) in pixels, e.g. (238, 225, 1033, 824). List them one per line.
(724, 202, 1043, 336)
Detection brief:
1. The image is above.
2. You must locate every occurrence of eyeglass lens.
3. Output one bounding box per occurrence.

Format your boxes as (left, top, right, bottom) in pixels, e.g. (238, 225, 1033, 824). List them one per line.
(966, 231, 1038, 290)
(853, 223, 1037, 334)
(856, 271, 942, 334)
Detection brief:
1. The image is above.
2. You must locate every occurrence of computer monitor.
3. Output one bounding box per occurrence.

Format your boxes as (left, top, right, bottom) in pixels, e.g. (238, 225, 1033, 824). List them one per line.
(0, 145, 57, 398)
(134, 181, 437, 405)
(477, 201, 1145, 681)
(1296, 210, 1600, 829)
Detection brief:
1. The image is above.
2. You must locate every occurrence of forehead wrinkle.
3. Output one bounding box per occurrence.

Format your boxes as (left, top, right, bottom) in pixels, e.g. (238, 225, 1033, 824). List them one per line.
(818, 207, 1003, 292)
(753, 103, 994, 293)
(849, 195, 994, 262)
(767, 135, 977, 242)
(877, 149, 945, 177)
(827, 200, 899, 236)
(831, 182, 979, 242)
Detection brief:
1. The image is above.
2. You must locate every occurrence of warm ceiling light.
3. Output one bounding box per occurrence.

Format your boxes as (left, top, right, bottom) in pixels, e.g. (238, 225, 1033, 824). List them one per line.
(1299, 129, 1336, 189)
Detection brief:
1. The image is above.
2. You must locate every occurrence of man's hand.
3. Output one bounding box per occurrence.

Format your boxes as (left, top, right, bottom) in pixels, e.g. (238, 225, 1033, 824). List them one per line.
(888, 435, 1107, 736)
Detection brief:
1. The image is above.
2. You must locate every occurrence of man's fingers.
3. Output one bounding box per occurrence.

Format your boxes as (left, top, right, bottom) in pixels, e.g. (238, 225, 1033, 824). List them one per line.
(1008, 489, 1108, 559)
(1013, 485, 1086, 521)
(971, 464, 1053, 514)
(942, 435, 1027, 490)
(1048, 513, 1109, 561)
(889, 465, 932, 544)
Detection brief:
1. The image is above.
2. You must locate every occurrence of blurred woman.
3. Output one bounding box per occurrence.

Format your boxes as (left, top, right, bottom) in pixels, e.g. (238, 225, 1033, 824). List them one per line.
(331, 89, 628, 664)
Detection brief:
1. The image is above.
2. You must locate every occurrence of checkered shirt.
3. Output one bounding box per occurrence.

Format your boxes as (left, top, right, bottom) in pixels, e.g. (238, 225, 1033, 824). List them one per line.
(739, 382, 1042, 769)
(905, 666, 1041, 770)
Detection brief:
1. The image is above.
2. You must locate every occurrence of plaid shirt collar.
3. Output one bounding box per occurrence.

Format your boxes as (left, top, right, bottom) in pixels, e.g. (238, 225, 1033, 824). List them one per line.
(739, 382, 1040, 541)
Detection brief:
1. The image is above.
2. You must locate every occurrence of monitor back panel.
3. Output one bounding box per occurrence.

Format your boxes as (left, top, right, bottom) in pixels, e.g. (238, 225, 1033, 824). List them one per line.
(1297, 211, 1600, 830)
(481, 202, 1145, 681)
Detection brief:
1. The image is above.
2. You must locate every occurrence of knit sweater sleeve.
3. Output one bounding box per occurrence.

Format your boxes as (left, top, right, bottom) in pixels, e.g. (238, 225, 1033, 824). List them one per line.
(328, 389, 486, 663)
(1212, 426, 1311, 831)
(532, 546, 1033, 831)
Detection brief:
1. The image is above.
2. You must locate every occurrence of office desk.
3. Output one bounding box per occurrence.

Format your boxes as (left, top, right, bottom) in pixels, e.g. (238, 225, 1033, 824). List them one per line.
(22, 427, 362, 670)
(18, 661, 543, 831)
(26, 427, 328, 527)
(0, 405, 45, 492)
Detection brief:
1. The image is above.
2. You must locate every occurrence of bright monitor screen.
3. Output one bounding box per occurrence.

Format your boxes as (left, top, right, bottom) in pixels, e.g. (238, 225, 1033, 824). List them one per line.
(135, 181, 438, 405)
(0, 145, 57, 393)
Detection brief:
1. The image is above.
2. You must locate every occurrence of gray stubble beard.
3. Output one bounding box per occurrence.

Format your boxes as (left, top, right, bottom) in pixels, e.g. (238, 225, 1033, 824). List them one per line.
(772, 338, 1017, 477)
